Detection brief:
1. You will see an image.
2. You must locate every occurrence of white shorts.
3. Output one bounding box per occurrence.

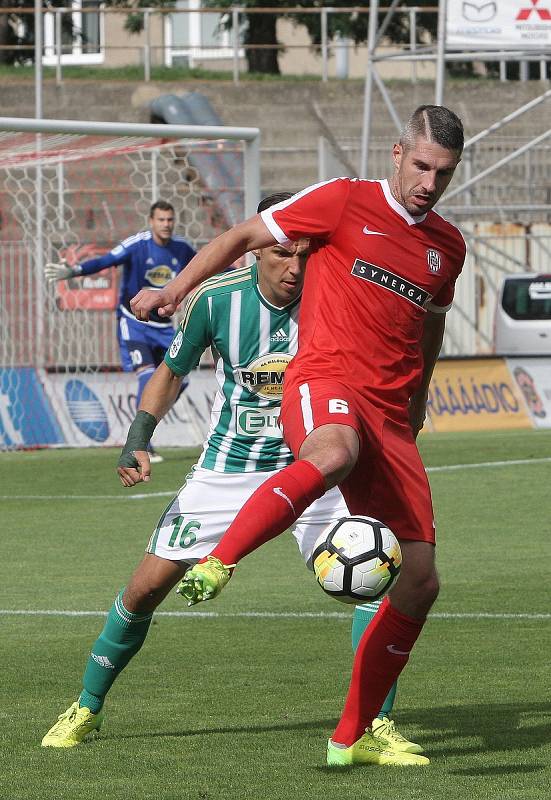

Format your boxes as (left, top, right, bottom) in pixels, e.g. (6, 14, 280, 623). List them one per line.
(146, 466, 348, 568)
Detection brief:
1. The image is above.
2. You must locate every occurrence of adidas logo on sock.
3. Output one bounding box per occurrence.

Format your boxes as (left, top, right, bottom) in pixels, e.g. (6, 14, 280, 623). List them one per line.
(91, 653, 115, 669)
(270, 328, 289, 342)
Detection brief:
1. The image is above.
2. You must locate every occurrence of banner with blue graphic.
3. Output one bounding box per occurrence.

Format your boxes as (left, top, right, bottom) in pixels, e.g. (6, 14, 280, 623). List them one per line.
(41, 369, 216, 448)
(0, 368, 65, 448)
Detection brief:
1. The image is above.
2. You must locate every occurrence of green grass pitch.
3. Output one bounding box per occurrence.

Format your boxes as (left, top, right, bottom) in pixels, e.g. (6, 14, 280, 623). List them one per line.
(1, 429, 550, 800)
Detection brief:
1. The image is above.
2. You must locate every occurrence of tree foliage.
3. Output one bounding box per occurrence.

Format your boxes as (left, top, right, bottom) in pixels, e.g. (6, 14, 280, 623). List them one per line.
(0, 0, 69, 64)
(106, 0, 176, 34)
(203, 0, 440, 75)
(0, 0, 176, 64)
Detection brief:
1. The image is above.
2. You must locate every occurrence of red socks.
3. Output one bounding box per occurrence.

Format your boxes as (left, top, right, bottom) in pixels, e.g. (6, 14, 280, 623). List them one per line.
(332, 596, 426, 747)
(209, 460, 326, 565)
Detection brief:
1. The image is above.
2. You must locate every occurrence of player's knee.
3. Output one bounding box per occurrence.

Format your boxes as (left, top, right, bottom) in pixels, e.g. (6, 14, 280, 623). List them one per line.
(300, 429, 358, 488)
(419, 571, 440, 606)
(321, 448, 356, 487)
(391, 556, 439, 615)
(123, 582, 165, 614)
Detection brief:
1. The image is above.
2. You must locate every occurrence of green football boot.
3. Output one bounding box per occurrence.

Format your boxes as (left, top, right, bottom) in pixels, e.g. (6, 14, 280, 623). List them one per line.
(176, 556, 234, 606)
(41, 702, 104, 748)
(371, 716, 425, 754)
(327, 728, 430, 767)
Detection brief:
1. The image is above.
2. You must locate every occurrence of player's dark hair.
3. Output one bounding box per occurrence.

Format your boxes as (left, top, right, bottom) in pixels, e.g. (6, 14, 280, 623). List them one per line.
(401, 106, 464, 155)
(149, 200, 175, 216)
(257, 192, 294, 214)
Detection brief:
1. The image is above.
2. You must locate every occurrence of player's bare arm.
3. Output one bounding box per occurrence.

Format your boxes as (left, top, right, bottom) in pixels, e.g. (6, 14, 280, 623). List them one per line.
(408, 310, 446, 437)
(117, 362, 183, 487)
(130, 215, 277, 321)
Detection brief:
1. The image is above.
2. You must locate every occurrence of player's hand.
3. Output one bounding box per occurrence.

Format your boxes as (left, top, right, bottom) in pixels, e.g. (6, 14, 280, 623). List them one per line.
(44, 259, 75, 284)
(131, 288, 178, 321)
(408, 392, 428, 439)
(117, 449, 151, 487)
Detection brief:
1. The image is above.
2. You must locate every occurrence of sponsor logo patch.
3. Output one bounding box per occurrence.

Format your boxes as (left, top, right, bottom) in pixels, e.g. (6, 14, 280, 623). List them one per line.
(350, 260, 432, 308)
(236, 405, 282, 438)
(237, 352, 293, 399)
(145, 264, 175, 287)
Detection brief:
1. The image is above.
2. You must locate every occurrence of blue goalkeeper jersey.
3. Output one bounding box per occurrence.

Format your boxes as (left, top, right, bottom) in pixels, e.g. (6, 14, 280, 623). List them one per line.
(78, 230, 196, 325)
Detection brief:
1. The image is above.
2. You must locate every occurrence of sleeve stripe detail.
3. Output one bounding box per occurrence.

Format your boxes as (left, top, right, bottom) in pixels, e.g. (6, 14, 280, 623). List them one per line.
(180, 269, 252, 331)
(260, 178, 344, 243)
(260, 210, 290, 245)
(426, 301, 452, 314)
(120, 230, 149, 249)
(202, 265, 251, 288)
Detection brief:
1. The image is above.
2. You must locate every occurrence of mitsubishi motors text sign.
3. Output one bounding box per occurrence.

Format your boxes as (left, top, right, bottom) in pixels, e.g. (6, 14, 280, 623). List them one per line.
(447, 0, 551, 48)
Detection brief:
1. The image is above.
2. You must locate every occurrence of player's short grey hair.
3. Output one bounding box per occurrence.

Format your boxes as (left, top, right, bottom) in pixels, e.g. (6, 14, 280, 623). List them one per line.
(400, 106, 464, 155)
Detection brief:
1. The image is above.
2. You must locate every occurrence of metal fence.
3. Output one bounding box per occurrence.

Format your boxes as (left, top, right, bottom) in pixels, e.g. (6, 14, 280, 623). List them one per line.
(2, 5, 551, 85)
(442, 227, 551, 356)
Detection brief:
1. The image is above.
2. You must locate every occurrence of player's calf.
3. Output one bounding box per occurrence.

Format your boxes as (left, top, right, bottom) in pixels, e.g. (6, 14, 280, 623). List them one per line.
(123, 553, 189, 613)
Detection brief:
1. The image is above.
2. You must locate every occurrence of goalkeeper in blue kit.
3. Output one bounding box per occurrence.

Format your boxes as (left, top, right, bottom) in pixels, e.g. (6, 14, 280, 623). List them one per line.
(44, 200, 196, 461)
(41, 194, 422, 763)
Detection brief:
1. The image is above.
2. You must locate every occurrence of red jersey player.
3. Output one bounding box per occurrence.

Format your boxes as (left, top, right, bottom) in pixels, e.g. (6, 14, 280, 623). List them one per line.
(131, 105, 466, 767)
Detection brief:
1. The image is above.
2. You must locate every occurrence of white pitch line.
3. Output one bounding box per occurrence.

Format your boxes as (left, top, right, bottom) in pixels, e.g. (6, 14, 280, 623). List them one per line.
(0, 491, 176, 501)
(0, 609, 549, 621)
(2, 456, 551, 502)
(426, 456, 551, 473)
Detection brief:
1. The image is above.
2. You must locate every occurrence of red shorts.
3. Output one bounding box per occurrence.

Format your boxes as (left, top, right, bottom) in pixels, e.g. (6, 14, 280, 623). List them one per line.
(280, 378, 436, 544)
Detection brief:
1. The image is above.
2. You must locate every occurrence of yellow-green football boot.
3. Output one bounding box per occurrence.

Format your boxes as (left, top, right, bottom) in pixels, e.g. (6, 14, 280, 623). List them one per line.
(176, 556, 234, 606)
(41, 702, 104, 748)
(371, 716, 425, 754)
(327, 728, 430, 767)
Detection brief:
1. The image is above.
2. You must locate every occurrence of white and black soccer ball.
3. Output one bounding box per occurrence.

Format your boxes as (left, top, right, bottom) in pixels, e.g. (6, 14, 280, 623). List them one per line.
(312, 516, 402, 604)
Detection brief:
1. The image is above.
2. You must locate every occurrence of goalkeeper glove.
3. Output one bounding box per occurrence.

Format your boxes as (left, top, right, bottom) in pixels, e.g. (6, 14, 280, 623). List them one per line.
(44, 259, 82, 284)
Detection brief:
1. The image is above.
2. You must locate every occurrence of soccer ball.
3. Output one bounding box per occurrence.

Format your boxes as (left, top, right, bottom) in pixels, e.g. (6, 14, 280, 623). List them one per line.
(312, 516, 402, 604)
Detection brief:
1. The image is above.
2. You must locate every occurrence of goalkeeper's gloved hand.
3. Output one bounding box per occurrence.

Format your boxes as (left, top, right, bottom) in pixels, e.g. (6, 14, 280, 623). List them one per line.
(44, 259, 79, 284)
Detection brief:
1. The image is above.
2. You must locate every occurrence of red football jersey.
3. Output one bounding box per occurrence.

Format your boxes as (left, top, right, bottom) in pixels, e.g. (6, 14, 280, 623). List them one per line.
(261, 178, 466, 417)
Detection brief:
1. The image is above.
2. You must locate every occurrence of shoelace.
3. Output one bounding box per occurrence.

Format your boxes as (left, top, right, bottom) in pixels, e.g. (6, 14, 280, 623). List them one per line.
(51, 705, 77, 733)
(377, 719, 407, 742)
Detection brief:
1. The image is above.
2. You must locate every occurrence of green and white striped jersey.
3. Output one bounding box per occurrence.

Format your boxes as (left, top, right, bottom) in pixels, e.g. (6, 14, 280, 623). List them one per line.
(164, 263, 300, 473)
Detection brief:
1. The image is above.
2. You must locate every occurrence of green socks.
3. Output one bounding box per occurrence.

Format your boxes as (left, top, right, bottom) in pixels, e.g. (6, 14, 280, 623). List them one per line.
(352, 601, 398, 719)
(79, 590, 153, 714)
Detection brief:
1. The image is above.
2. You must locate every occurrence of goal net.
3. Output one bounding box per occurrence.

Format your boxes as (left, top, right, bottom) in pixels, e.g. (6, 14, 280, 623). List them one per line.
(0, 120, 260, 450)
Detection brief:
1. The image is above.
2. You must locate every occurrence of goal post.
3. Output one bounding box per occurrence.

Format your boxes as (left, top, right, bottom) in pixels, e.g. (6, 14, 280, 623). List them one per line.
(0, 117, 260, 451)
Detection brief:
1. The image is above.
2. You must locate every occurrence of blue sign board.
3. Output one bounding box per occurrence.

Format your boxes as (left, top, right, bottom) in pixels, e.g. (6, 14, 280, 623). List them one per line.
(0, 368, 65, 448)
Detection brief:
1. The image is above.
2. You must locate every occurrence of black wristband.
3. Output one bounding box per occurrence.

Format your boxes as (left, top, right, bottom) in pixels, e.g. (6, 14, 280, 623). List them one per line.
(118, 410, 158, 468)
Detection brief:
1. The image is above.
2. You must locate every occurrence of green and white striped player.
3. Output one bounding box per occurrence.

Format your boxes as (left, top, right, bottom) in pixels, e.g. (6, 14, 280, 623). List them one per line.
(41, 194, 421, 760)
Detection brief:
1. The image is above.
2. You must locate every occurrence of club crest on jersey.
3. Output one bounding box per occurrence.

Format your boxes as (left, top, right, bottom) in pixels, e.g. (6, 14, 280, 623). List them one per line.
(237, 353, 293, 399)
(351, 260, 432, 308)
(426, 249, 441, 273)
(145, 265, 175, 287)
